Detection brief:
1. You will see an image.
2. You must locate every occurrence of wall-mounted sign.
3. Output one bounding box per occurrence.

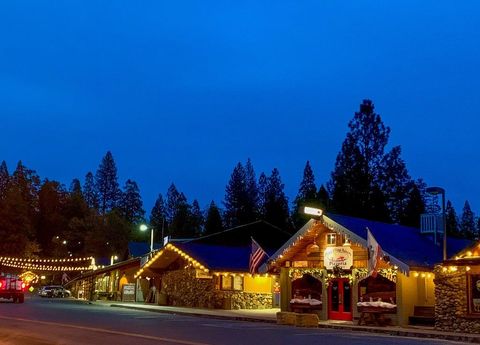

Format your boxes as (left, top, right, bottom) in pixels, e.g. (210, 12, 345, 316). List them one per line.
(195, 270, 213, 279)
(293, 261, 308, 268)
(324, 246, 353, 270)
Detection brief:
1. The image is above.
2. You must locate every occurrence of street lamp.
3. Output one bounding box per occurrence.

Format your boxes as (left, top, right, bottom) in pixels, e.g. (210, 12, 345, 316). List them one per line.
(110, 255, 118, 265)
(426, 186, 447, 260)
(140, 224, 154, 252)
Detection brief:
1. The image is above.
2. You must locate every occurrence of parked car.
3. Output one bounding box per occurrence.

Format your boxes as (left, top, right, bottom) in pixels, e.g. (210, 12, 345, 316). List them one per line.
(39, 285, 71, 298)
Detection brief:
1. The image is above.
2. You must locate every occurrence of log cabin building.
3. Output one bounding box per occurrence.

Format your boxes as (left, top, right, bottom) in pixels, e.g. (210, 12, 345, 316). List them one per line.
(264, 213, 470, 326)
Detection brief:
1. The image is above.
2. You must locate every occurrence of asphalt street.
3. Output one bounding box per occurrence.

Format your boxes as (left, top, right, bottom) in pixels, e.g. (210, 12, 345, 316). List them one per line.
(0, 295, 468, 345)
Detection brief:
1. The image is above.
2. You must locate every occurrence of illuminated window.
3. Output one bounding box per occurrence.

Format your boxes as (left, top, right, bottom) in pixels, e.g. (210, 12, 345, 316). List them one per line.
(326, 233, 336, 245)
(220, 275, 244, 291)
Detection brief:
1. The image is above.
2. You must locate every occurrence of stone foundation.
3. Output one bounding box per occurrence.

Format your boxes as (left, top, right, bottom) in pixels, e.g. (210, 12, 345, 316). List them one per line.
(160, 269, 272, 310)
(434, 266, 480, 333)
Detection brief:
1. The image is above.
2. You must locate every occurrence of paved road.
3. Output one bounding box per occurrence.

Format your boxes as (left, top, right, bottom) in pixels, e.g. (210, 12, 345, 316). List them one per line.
(0, 295, 467, 345)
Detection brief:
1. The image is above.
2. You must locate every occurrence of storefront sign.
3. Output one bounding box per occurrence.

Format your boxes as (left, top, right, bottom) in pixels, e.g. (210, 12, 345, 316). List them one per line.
(195, 270, 213, 279)
(293, 261, 308, 268)
(324, 246, 353, 270)
(122, 283, 136, 302)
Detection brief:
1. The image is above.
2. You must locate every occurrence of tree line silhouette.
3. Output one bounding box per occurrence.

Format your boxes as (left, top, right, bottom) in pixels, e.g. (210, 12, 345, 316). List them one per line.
(0, 99, 476, 259)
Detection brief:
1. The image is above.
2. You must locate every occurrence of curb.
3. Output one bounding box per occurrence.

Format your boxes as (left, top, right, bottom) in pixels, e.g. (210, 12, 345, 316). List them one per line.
(110, 304, 480, 343)
(110, 304, 276, 324)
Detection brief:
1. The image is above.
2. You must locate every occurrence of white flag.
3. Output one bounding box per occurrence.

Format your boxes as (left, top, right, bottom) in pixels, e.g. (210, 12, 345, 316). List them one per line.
(367, 228, 382, 278)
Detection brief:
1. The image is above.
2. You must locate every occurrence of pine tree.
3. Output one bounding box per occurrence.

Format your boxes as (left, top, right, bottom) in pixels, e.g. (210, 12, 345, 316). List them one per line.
(120, 179, 145, 224)
(460, 200, 476, 239)
(292, 161, 318, 228)
(166, 183, 181, 224)
(204, 201, 223, 235)
(380, 146, 412, 223)
(264, 168, 291, 230)
(83, 172, 98, 210)
(245, 158, 259, 220)
(223, 162, 255, 227)
(150, 193, 167, 235)
(257, 172, 268, 218)
(37, 180, 68, 255)
(330, 100, 393, 221)
(445, 200, 460, 237)
(169, 193, 196, 238)
(190, 199, 204, 236)
(317, 185, 330, 211)
(399, 180, 425, 228)
(0, 160, 9, 200)
(95, 151, 121, 215)
(70, 178, 82, 195)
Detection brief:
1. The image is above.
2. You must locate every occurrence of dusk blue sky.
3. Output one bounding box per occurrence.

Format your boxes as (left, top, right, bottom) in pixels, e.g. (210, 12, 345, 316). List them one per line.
(1, 1, 479, 216)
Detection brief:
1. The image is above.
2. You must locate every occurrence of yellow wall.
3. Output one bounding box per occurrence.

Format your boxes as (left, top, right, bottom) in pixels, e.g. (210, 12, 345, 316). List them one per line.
(244, 276, 272, 293)
(396, 272, 435, 325)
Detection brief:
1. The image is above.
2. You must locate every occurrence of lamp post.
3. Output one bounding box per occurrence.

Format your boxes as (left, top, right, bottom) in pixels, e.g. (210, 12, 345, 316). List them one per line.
(110, 255, 118, 266)
(426, 186, 447, 260)
(139, 224, 154, 252)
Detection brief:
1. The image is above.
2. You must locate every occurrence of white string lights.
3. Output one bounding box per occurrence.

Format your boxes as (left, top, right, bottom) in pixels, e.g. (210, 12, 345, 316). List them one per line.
(0, 256, 96, 271)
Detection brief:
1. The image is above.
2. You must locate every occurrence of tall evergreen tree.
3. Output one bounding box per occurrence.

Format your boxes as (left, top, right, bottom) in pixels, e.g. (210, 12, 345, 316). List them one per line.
(70, 178, 82, 195)
(120, 179, 145, 224)
(399, 180, 425, 228)
(317, 185, 330, 211)
(37, 180, 68, 255)
(223, 162, 256, 227)
(169, 193, 196, 238)
(0, 160, 9, 200)
(380, 146, 412, 223)
(166, 183, 181, 224)
(257, 172, 268, 218)
(95, 151, 120, 214)
(460, 200, 476, 239)
(445, 200, 460, 238)
(83, 171, 98, 210)
(263, 168, 291, 231)
(190, 199, 204, 236)
(245, 158, 259, 219)
(204, 201, 223, 236)
(150, 193, 167, 235)
(292, 161, 318, 228)
(330, 100, 415, 223)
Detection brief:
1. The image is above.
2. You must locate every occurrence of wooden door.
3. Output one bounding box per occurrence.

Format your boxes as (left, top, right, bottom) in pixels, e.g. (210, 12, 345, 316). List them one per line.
(328, 278, 353, 321)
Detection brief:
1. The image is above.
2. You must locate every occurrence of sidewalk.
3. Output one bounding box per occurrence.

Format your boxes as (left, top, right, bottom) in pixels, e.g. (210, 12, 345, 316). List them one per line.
(95, 301, 480, 343)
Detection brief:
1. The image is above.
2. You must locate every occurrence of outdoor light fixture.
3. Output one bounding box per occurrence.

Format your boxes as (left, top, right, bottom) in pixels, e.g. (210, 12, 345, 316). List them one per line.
(426, 186, 447, 260)
(304, 207, 323, 218)
(139, 224, 154, 253)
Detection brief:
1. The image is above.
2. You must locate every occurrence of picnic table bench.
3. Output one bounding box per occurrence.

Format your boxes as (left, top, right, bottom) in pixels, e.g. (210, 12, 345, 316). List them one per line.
(357, 292, 397, 326)
(409, 306, 435, 326)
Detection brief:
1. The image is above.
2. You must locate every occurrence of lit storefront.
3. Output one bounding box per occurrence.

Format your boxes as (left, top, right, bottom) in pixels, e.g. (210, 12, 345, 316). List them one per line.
(265, 214, 451, 325)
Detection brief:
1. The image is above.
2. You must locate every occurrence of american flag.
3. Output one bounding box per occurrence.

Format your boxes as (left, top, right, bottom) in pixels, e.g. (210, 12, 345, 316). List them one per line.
(249, 238, 267, 274)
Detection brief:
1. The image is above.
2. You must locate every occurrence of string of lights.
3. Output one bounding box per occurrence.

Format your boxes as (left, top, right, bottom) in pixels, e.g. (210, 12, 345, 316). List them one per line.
(0, 261, 94, 271)
(0, 256, 93, 263)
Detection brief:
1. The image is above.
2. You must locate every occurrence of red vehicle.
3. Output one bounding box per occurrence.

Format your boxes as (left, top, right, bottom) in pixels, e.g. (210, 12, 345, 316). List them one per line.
(0, 273, 25, 303)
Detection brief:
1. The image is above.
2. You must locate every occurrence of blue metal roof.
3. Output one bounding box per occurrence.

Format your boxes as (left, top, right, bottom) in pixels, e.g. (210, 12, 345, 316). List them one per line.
(327, 213, 473, 268)
(174, 242, 253, 271)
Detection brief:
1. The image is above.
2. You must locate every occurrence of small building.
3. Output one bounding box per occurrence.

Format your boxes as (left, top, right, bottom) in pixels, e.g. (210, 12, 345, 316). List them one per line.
(435, 242, 480, 333)
(134, 221, 291, 309)
(67, 257, 140, 301)
(265, 214, 470, 326)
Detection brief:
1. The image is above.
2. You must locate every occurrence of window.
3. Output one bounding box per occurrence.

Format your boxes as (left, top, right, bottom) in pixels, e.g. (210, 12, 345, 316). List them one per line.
(220, 275, 244, 291)
(468, 273, 480, 315)
(326, 233, 337, 245)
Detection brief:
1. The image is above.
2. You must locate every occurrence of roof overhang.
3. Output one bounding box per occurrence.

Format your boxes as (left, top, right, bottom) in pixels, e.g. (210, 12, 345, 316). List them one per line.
(134, 243, 209, 278)
(260, 215, 410, 275)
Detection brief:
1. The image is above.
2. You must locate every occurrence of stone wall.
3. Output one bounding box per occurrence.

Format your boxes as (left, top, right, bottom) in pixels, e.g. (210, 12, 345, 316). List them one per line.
(160, 269, 272, 310)
(434, 265, 480, 333)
